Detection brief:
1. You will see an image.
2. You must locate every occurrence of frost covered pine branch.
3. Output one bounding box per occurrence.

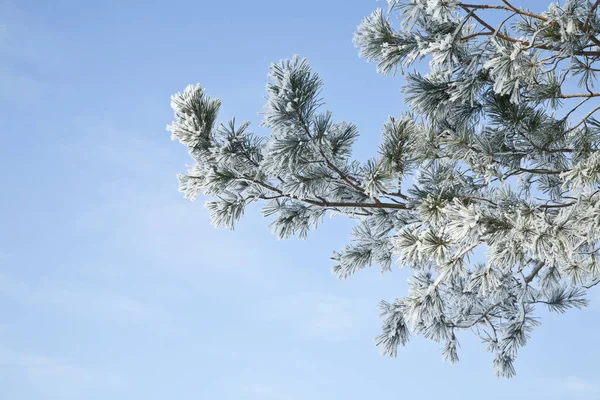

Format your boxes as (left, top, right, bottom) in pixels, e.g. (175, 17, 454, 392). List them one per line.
(167, 0, 600, 377)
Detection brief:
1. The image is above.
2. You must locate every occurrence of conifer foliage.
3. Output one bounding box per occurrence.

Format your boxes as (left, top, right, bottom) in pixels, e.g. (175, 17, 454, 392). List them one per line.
(167, 1, 600, 377)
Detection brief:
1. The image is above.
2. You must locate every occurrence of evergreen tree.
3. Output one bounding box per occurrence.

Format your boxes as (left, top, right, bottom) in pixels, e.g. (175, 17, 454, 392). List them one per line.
(166, 0, 600, 377)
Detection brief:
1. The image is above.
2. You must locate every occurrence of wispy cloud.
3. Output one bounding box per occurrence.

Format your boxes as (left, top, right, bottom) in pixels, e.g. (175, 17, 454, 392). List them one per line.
(0, 346, 121, 394)
(561, 376, 598, 394)
(241, 383, 294, 400)
(0, 1, 66, 104)
(62, 123, 298, 294)
(527, 375, 599, 398)
(0, 347, 91, 382)
(259, 292, 364, 340)
(0, 272, 179, 334)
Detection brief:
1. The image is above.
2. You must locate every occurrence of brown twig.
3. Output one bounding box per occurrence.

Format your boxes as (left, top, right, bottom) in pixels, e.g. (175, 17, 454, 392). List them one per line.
(458, 3, 600, 56)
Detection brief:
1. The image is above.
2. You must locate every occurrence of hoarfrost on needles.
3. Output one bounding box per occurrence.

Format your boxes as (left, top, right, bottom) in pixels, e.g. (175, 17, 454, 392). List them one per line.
(167, 0, 600, 378)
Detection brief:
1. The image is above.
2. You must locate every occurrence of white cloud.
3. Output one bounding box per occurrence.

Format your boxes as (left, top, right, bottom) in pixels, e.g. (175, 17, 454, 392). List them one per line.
(561, 376, 598, 394)
(242, 383, 293, 400)
(0, 1, 65, 105)
(258, 292, 364, 340)
(527, 375, 598, 398)
(60, 126, 298, 295)
(0, 272, 28, 298)
(0, 125, 296, 337)
(307, 295, 357, 337)
(0, 347, 119, 392)
(4, 350, 90, 382)
(0, 272, 180, 334)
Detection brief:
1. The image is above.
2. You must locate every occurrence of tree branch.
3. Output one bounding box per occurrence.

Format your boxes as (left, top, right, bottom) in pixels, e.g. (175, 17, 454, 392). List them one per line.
(557, 92, 600, 99)
(234, 176, 412, 211)
(584, 0, 600, 32)
(295, 111, 368, 195)
(525, 261, 545, 283)
(566, 105, 600, 134)
(459, 3, 600, 56)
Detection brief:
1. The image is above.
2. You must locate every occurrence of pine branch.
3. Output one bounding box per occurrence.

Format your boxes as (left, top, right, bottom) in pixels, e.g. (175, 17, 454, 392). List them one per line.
(525, 261, 545, 283)
(584, 278, 600, 289)
(232, 176, 412, 211)
(583, 0, 600, 32)
(170, 1, 600, 375)
(517, 167, 568, 175)
(557, 92, 600, 99)
(459, 3, 600, 56)
(295, 111, 367, 195)
(566, 105, 600, 134)
(536, 202, 576, 209)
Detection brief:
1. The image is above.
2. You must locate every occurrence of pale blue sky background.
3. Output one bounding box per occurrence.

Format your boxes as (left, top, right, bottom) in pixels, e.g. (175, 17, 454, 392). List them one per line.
(1, 0, 599, 399)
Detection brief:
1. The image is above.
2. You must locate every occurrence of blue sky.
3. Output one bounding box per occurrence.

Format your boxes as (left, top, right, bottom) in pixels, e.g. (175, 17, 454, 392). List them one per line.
(1, 0, 599, 398)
